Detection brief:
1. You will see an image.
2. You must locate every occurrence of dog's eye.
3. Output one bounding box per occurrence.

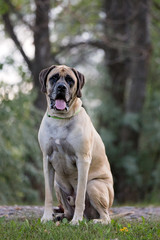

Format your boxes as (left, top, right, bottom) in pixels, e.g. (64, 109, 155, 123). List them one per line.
(65, 75, 74, 87)
(49, 74, 59, 84)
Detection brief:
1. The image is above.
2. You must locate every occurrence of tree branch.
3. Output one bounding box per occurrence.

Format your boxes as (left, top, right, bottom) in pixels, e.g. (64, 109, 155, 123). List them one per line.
(52, 40, 107, 57)
(2, 13, 33, 72)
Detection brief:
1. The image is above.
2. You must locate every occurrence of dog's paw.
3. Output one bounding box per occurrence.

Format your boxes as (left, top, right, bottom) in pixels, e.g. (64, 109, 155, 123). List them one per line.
(41, 213, 53, 223)
(70, 219, 79, 225)
(70, 216, 83, 225)
(92, 218, 111, 225)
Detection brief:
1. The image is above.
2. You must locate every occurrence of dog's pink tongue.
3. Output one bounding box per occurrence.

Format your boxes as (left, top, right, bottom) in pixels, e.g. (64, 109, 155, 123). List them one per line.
(55, 100, 66, 110)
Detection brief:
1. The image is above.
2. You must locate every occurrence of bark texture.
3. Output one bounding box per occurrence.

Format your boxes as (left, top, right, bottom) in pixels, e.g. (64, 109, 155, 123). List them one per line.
(103, 0, 151, 201)
(33, 0, 51, 110)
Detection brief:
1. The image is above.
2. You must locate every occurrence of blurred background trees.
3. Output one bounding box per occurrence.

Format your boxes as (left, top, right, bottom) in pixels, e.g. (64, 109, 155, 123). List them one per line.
(0, 0, 160, 204)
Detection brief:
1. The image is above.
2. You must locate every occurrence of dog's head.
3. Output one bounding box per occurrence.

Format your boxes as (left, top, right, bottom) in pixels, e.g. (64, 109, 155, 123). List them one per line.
(39, 65, 85, 112)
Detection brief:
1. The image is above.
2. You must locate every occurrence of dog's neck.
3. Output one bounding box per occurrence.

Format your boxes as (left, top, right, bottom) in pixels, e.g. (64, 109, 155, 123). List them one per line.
(47, 98, 82, 119)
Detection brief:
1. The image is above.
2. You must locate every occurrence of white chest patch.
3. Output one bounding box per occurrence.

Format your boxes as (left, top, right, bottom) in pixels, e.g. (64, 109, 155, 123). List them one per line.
(55, 139, 60, 145)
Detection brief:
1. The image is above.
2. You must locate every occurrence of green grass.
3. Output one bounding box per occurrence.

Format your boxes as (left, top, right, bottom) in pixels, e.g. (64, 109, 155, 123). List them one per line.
(0, 217, 160, 240)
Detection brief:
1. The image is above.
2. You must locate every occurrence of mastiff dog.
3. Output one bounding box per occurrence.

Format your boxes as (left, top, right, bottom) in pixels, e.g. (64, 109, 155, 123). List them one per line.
(38, 65, 114, 225)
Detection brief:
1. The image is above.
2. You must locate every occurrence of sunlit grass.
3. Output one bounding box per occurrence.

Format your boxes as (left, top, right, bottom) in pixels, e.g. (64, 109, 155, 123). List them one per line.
(0, 216, 160, 240)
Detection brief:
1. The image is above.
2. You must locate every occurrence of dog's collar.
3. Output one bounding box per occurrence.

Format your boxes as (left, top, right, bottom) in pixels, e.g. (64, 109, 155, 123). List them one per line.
(47, 108, 81, 119)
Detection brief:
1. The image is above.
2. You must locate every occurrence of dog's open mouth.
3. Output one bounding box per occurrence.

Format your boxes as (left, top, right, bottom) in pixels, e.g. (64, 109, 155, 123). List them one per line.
(55, 99, 66, 110)
(50, 98, 69, 111)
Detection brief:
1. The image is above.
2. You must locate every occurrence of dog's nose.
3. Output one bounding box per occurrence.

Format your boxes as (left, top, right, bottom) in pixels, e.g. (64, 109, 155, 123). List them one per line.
(57, 84, 66, 91)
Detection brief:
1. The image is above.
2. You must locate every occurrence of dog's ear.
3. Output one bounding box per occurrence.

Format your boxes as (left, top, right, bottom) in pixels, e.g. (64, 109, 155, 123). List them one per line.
(72, 68, 85, 98)
(39, 65, 56, 93)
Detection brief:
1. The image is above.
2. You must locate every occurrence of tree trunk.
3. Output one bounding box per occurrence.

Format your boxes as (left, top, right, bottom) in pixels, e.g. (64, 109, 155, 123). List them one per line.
(122, 1, 151, 147)
(103, 0, 130, 107)
(33, 0, 51, 110)
(102, 0, 130, 202)
(103, 0, 151, 202)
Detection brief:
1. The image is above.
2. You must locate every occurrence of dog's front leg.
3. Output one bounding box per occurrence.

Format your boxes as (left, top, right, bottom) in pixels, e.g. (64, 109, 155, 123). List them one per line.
(70, 156, 91, 225)
(41, 155, 54, 223)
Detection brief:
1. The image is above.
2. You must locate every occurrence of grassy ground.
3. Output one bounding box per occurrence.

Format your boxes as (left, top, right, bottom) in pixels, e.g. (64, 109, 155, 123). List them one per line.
(0, 217, 160, 240)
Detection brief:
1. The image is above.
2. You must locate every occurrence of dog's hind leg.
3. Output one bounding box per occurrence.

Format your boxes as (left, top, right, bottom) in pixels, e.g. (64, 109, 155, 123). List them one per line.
(86, 179, 114, 224)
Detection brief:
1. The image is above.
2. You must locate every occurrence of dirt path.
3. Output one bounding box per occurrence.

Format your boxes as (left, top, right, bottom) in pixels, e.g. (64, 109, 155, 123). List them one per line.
(0, 205, 160, 221)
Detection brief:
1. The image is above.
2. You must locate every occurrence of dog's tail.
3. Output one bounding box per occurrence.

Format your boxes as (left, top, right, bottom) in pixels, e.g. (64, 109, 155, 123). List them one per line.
(110, 211, 134, 219)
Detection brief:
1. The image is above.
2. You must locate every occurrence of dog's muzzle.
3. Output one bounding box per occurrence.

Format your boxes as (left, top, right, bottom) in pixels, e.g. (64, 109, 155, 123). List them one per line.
(49, 82, 71, 111)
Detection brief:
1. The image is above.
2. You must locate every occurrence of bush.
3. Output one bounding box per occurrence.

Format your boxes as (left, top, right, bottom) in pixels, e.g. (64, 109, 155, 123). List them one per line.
(0, 83, 43, 204)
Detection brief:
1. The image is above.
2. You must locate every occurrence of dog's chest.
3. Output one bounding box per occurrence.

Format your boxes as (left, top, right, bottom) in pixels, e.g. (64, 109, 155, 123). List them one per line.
(48, 137, 77, 176)
(39, 116, 78, 176)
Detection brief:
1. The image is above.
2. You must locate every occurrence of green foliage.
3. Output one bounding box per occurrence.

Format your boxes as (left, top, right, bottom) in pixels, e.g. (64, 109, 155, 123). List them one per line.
(0, 82, 43, 204)
(0, 0, 9, 15)
(82, 1, 160, 202)
(53, 0, 101, 37)
(135, 9, 160, 202)
(0, 218, 160, 240)
(122, 113, 140, 132)
(86, 65, 142, 198)
(0, 0, 160, 204)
